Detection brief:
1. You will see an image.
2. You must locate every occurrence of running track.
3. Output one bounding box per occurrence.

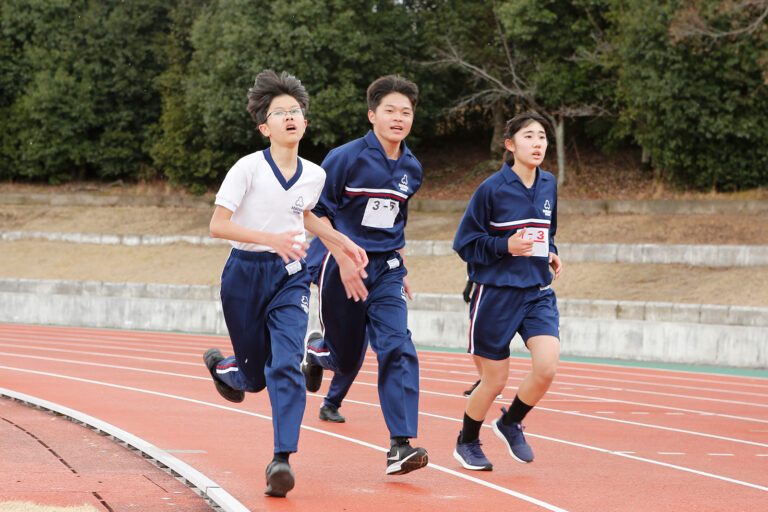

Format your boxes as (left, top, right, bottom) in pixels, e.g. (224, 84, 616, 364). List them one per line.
(0, 323, 766, 511)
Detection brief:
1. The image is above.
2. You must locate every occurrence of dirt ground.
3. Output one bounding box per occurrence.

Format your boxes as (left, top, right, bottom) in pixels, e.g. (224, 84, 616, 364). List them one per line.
(1, 203, 767, 307)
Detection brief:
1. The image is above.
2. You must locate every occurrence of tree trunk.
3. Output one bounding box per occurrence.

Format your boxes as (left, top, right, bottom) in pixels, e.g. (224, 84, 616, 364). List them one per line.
(490, 101, 506, 161)
(555, 115, 566, 189)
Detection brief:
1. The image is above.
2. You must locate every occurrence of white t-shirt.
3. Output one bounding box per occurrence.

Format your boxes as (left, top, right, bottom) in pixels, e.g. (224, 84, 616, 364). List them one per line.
(215, 149, 326, 252)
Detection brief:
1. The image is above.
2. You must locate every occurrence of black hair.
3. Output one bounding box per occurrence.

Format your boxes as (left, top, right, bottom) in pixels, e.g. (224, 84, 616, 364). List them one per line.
(366, 75, 419, 111)
(502, 111, 552, 167)
(246, 70, 309, 125)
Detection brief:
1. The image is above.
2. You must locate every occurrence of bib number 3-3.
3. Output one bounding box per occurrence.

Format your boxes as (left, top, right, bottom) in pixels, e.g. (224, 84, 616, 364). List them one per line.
(521, 227, 550, 257)
(361, 197, 399, 229)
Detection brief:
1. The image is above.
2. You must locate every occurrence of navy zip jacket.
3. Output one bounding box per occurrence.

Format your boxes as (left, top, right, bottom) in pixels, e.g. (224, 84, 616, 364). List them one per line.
(453, 163, 558, 288)
(313, 130, 422, 253)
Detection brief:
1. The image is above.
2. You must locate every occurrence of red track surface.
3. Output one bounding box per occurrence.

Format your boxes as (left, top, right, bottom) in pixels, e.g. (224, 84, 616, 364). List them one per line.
(0, 323, 766, 511)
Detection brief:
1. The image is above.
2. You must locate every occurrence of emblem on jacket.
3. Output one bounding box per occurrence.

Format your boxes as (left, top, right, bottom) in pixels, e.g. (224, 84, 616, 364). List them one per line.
(398, 174, 409, 192)
(543, 200, 552, 217)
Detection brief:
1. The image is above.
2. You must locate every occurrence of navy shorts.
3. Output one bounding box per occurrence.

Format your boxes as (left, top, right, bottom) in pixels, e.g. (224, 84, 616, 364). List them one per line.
(468, 284, 559, 361)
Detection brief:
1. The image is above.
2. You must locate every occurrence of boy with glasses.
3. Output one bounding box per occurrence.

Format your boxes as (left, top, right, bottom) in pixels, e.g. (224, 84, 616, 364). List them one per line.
(202, 69, 366, 498)
(301, 75, 429, 476)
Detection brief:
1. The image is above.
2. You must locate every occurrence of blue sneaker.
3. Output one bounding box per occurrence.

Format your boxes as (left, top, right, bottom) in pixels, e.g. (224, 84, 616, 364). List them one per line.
(453, 432, 492, 471)
(492, 408, 534, 463)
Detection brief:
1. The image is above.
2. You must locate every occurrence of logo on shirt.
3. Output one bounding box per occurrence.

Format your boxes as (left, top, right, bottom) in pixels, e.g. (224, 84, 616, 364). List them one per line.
(398, 174, 409, 193)
(291, 196, 305, 215)
(400, 286, 407, 301)
(300, 295, 309, 314)
(543, 200, 552, 217)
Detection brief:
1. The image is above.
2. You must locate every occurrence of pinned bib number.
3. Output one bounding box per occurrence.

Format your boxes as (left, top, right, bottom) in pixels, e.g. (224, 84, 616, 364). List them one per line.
(521, 227, 550, 258)
(361, 197, 399, 229)
(285, 260, 302, 275)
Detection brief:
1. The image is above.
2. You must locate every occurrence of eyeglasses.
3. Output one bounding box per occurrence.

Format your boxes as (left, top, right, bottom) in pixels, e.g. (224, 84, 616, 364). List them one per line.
(266, 108, 305, 120)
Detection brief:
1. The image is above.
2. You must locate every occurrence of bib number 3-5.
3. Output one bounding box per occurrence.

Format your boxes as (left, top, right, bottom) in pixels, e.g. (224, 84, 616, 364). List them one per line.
(361, 197, 399, 229)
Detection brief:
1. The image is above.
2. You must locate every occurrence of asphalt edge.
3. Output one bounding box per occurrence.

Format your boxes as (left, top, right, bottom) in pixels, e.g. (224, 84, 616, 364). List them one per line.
(0, 387, 249, 512)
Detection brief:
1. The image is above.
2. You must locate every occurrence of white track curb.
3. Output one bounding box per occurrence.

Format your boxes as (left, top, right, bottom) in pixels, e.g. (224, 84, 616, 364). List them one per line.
(0, 388, 249, 512)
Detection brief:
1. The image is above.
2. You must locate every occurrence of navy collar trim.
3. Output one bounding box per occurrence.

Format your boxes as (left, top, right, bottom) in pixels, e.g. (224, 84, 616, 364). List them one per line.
(264, 147, 303, 190)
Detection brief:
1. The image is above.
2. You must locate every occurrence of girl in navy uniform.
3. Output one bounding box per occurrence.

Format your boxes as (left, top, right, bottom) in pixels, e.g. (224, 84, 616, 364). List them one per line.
(202, 70, 366, 497)
(452, 111, 563, 471)
(301, 75, 429, 476)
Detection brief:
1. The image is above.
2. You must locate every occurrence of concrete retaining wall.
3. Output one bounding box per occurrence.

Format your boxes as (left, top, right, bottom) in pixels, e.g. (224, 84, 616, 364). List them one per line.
(4, 231, 767, 267)
(1, 278, 765, 369)
(3, 193, 767, 215)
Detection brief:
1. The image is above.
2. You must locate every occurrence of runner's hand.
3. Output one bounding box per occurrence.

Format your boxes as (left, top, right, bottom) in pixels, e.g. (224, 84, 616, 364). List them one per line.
(549, 252, 562, 280)
(508, 228, 534, 256)
(267, 231, 308, 263)
(403, 276, 413, 300)
(337, 256, 369, 302)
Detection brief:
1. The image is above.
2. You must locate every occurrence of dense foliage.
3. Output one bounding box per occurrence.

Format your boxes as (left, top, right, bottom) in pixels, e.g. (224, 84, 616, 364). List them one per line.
(1, 0, 766, 191)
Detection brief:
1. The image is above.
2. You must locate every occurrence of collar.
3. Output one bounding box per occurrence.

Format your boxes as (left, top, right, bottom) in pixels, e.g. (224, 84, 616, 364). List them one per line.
(501, 162, 547, 188)
(363, 130, 413, 162)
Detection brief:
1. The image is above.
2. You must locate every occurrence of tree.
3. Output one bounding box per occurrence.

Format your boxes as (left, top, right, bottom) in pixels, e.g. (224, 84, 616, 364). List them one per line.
(2, 0, 171, 183)
(423, 0, 614, 187)
(606, 0, 768, 190)
(153, 0, 428, 192)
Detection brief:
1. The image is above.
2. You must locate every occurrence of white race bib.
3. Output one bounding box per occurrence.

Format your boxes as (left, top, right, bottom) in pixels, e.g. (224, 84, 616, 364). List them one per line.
(361, 197, 399, 228)
(521, 227, 550, 257)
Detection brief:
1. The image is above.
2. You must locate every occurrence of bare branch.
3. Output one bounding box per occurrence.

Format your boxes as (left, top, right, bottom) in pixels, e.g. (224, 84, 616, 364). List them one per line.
(673, 0, 768, 40)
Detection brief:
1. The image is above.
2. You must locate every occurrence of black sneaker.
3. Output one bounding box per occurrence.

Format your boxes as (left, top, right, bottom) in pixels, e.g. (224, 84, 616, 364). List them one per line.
(301, 331, 324, 392)
(203, 348, 244, 403)
(385, 441, 429, 475)
(463, 379, 503, 399)
(319, 403, 346, 423)
(264, 460, 294, 497)
(463, 379, 481, 396)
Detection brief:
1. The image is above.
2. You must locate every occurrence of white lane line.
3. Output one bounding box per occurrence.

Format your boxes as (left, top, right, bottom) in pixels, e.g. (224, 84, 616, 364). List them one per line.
(548, 380, 768, 407)
(419, 375, 768, 424)
(418, 359, 768, 395)
(525, 432, 768, 493)
(0, 352, 208, 379)
(0, 367, 570, 512)
(0, 343, 203, 366)
(545, 390, 768, 423)
(354, 378, 768, 449)
(0, 332, 225, 351)
(0, 340, 201, 359)
(324, 394, 768, 493)
(10, 354, 765, 452)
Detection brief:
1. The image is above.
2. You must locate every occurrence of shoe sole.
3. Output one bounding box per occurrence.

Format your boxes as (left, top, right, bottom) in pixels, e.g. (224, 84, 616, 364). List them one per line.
(319, 411, 345, 423)
(492, 419, 533, 463)
(386, 449, 429, 475)
(302, 332, 325, 392)
(203, 349, 245, 403)
(452, 449, 492, 471)
(265, 466, 295, 498)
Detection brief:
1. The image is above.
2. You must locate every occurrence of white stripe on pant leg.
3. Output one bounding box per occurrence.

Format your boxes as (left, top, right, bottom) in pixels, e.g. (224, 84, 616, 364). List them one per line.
(317, 251, 331, 337)
(469, 284, 484, 355)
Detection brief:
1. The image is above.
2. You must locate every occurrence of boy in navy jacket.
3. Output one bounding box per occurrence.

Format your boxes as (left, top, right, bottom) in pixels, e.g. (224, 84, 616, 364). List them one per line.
(302, 75, 429, 476)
